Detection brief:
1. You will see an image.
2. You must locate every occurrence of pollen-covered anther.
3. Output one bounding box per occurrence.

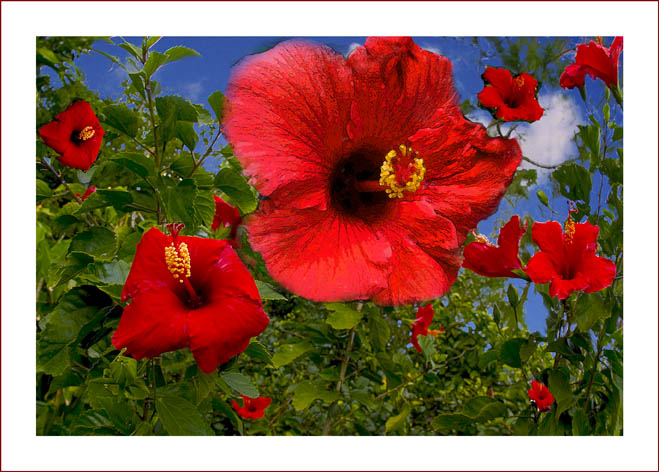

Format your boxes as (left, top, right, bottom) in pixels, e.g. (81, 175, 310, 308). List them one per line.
(165, 242, 191, 283)
(77, 126, 96, 141)
(564, 216, 576, 244)
(379, 144, 426, 199)
(473, 232, 491, 245)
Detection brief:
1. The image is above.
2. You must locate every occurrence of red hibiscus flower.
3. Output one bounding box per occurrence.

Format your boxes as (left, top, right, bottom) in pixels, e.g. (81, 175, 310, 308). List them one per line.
(232, 395, 271, 419)
(112, 224, 269, 374)
(38, 100, 104, 171)
(524, 211, 616, 299)
(75, 186, 96, 202)
(528, 380, 554, 412)
(410, 304, 441, 352)
(212, 195, 242, 242)
(560, 37, 623, 90)
(477, 67, 544, 122)
(224, 37, 522, 306)
(463, 215, 527, 278)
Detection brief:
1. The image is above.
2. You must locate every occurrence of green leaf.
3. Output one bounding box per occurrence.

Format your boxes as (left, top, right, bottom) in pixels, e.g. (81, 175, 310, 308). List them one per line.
(324, 303, 363, 330)
(155, 96, 199, 143)
(255, 280, 286, 300)
(170, 154, 195, 177)
(77, 189, 133, 214)
(110, 152, 156, 179)
(211, 398, 243, 433)
(575, 292, 610, 332)
(176, 121, 198, 151)
(69, 227, 116, 260)
(572, 408, 590, 435)
(500, 338, 526, 368)
(272, 341, 312, 368)
(385, 405, 411, 433)
(109, 355, 137, 386)
(87, 260, 131, 286)
(103, 104, 140, 138)
(417, 334, 437, 361)
(548, 369, 574, 414)
(118, 40, 141, 59)
(37, 287, 112, 376)
(243, 341, 272, 365)
(143, 51, 167, 77)
(553, 163, 592, 203)
(36, 179, 52, 200)
(155, 395, 214, 436)
(368, 312, 391, 352)
(433, 397, 506, 430)
(165, 179, 198, 227)
(144, 36, 162, 51)
(220, 372, 259, 398)
(536, 189, 549, 208)
(292, 381, 340, 410)
(214, 168, 258, 214)
(603, 102, 610, 123)
(208, 91, 225, 122)
(164, 46, 201, 64)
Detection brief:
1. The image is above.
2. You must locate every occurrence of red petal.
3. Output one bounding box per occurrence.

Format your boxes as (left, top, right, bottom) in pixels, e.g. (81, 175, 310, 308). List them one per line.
(224, 40, 353, 197)
(579, 253, 616, 294)
(482, 67, 513, 97)
(122, 228, 185, 302)
(549, 275, 589, 300)
(524, 252, 559, 284)
(246, 203, 392, 302)
(347, 37, 459, 144)
(531, 221, 565, 254)
(39, 120, 72, 154)
(559, 63, 587, 89)
(477, 86, 504, 109)
(112, 289, 189, 359)
(211, 195, 242, 233)
(186, 245, 268, 373)
(57, 145, 94, 170)
(372, 235, 453, 306)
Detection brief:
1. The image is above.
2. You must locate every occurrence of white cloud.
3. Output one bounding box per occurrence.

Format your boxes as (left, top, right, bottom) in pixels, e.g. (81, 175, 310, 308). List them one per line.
(180, 80, 204, 103)
(514, 92, 582, 180)
(345, 42, 361, 57)
(421, 43, 441, 55)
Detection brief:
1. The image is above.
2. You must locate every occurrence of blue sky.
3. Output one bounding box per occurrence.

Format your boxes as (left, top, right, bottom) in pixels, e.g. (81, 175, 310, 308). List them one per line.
(72, 36, 620, 333)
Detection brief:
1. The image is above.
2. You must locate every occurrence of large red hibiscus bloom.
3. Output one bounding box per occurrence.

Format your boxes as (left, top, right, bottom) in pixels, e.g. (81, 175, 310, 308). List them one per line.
(477, 68, 544, 122)
(560, 37, 623, 90)
(524, 212, 616, 299)
(112, 224, 269, 373)
(38, 100, 104, 171)
(463, 215, 527, 278)
(224, 37, 522, 306)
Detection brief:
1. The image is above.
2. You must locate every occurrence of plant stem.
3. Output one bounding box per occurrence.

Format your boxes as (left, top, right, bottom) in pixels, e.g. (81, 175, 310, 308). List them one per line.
(321, 328, 355, 435)
(188, 126, 222, 177)
(522, 156, 575, 170)
(40, 157, 82, 203)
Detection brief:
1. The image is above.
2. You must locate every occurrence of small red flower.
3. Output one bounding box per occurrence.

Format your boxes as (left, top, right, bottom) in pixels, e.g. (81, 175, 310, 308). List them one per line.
(528, 380, 554, 412)
(212, 195, 242, 241)
(224, 37, 522, 306)
(112, 224, 269, 374)
(410, 304, 440, 352)
(524, 211, 616, 299)
(462, 215, 527, 278)
(38, 101, 104, 171)
(76, 186, 96, 202)
(232, 395, 271, 419)
(560, 37, 623, 90)
(477, 68, 544, 122)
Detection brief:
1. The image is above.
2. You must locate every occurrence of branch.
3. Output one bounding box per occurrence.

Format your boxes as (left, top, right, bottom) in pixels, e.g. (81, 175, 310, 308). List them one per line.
(522, 156, 576, 170)
(40, 157, 83, 203)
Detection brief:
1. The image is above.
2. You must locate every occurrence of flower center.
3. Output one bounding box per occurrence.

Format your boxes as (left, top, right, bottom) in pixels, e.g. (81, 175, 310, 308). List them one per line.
(515, 76, 525, 88)
(379, 145, 426, 198)
(165, 242, 191, 282)
(77, 126, 95, 141)
(473, 232, 491, 245)
(164, 223, 202, 308)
